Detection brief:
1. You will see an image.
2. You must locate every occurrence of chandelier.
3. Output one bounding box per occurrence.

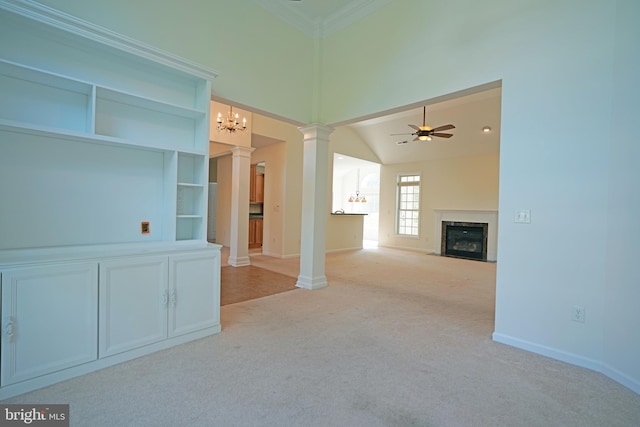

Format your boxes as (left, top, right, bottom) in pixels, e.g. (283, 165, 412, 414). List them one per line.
(348, 191, 367, 203)
(347, 168, 367, 203)
(217, 106, 246, 134)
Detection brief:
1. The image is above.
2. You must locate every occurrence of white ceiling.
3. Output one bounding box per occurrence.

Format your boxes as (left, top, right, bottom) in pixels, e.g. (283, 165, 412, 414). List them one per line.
(250, 1, 502, 167)
(252, 87, 501, 167)
(349, 87, 502, 165)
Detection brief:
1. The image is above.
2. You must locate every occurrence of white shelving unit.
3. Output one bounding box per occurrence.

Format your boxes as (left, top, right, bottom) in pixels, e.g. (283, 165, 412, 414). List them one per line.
(0, 0, 221, 399)
(0, 13, 213, 247)
(176, 153, 207, 240)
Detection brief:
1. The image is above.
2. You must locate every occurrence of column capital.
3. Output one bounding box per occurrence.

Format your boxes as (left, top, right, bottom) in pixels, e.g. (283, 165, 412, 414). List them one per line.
(298, 124, 334, 142)
(231, 145, 255, 158)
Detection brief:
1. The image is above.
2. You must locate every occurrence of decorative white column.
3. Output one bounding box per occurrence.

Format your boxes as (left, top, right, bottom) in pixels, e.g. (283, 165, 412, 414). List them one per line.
(297, 124, 334, 290)
(228, 146, 254, 267)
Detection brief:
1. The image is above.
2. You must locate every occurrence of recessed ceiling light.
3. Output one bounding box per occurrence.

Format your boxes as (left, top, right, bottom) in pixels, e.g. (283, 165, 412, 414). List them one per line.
(482, 126, 492, 133)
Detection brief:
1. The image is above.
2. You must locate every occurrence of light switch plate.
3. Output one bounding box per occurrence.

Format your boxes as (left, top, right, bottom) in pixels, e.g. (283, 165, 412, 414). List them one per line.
(515, 209, 531, 223)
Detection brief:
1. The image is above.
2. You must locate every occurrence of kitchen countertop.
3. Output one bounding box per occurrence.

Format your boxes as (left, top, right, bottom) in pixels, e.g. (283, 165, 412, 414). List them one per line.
(330, 212, 367, 215)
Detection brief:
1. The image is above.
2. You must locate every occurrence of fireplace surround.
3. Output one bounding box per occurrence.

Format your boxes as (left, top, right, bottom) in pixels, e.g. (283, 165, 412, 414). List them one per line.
(441, 221, 488, 261)
(433, 210, 498, 261)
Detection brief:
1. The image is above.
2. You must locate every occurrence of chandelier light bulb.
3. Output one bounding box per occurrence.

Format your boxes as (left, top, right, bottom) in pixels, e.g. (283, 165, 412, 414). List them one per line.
(217, 106, 247, 134)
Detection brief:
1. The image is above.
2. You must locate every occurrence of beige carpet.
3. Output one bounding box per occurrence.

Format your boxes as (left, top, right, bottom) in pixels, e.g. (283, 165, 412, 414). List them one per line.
(3, 247, 639, 426)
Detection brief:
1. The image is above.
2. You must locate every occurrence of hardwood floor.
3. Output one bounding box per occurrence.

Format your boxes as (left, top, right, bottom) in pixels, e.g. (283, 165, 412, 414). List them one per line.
(220, 265, 297, 306)
(218, 245, 298, 306)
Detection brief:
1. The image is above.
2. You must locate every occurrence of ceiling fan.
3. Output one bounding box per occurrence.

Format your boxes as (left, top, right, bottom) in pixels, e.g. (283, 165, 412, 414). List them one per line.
(392, 106, 455, 142)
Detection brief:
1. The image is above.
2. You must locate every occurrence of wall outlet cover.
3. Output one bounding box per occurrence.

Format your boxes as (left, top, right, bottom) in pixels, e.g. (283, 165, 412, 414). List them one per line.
(515, 209, 531, 223)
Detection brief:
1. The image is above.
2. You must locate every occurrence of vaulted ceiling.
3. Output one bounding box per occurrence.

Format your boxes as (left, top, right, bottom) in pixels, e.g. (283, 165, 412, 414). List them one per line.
(250, 0, 501, 166)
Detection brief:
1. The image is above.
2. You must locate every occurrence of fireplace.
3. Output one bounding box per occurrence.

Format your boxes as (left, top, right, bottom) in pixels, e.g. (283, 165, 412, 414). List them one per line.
(441, 221, 488, 261)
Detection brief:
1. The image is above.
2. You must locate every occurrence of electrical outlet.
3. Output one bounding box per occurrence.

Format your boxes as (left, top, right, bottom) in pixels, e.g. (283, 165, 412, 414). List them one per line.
(515, 209, 531, 223)
(572, 305, 585, 323)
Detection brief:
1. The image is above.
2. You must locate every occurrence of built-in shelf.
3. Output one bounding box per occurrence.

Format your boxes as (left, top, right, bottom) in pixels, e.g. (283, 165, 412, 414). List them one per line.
(0, 0, 220, 400)
(96, 86, 206, 120)
(0, 4, 213, 250)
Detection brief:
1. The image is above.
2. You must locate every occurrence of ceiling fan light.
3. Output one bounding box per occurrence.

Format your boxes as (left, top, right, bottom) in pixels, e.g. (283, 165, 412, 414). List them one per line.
(418, 135, 428, 141)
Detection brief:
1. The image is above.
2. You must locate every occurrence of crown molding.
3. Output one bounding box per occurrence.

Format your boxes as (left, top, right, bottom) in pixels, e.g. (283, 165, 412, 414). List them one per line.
(252, 0, 392, 38)
(252, 0, 320, 37)
(0, 0, 218, 81)
(321, 0, 393, 37)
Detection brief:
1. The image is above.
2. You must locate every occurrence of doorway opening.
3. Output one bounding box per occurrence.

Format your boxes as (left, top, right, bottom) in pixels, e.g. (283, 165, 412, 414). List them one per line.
(332, 153, 380, 248)
(249, 161, 265, 254)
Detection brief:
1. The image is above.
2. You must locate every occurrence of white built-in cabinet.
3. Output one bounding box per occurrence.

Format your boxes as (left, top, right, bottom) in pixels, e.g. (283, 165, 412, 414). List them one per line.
(0, 1, 221, 399)
(1, 263, 99, 387)
(168, 251, 221, 337)
(99, 251, 220, 358)
(99, 256, 170, 358)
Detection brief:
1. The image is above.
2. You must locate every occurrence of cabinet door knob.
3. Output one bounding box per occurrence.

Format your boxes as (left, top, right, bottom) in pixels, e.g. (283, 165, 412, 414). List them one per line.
(4, 317, 15, 342)
(161, 291, 168, 307)
(169, 289, 176, 307)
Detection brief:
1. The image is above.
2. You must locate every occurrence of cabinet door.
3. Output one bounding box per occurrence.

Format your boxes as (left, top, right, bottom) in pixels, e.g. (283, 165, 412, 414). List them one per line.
(255, 219, 263, 246)
(99, 256, 168, 357)
(249, 164, 257, 202)
(248, 219, 256, 247)
(255, 173, 264, 203)
(1, 263, 98, 387)
(168, 251, 220, 337)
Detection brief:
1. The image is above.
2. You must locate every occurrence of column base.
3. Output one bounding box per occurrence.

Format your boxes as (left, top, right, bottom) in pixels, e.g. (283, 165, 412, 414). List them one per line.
(296, 275, 328, 290)
(228, 256, 251, 267)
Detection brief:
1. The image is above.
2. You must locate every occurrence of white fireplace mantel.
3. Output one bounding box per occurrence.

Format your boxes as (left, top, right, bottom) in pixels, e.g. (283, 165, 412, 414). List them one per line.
(433, 209, 498, 261)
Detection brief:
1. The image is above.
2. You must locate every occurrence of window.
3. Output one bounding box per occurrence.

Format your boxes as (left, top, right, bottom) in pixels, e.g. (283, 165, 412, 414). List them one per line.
(397, 174, 420, 236)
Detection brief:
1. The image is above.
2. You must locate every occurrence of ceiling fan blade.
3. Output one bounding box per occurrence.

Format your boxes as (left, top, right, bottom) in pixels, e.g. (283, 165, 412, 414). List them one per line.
(432, 133, 453, 138)
(390, 133, 412, 136)
(431, 124, 455, 132)
(408, 124, 420, 131)
(412, 136, 420, 142)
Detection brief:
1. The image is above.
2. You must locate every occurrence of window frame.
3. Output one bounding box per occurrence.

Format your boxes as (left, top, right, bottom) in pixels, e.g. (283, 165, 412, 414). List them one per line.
(395, 173, 421, 237)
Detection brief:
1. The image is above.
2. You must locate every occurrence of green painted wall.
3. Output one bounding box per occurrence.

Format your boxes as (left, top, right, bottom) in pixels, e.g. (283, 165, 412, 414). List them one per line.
(37, 0, 315, 124)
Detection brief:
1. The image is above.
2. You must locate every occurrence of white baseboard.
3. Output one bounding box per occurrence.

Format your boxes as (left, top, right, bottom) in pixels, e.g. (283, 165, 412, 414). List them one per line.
(376, 243, 430, 254)
(601, 363, 640, 395)
(326, 246, 362, 254)
(492, 332, 640, 395)
(0, 326, 220, 400)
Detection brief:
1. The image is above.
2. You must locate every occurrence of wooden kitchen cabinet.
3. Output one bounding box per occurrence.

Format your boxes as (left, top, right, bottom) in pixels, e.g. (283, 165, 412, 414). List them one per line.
(255, 218, 263, 246)
(255, 173, 264, 203)
(249, 218, 263, 249)
(249, 164, 264, 203)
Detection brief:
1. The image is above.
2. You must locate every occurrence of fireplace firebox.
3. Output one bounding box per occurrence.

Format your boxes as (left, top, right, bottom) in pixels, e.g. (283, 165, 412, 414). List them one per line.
(441, 221, 488, 261)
